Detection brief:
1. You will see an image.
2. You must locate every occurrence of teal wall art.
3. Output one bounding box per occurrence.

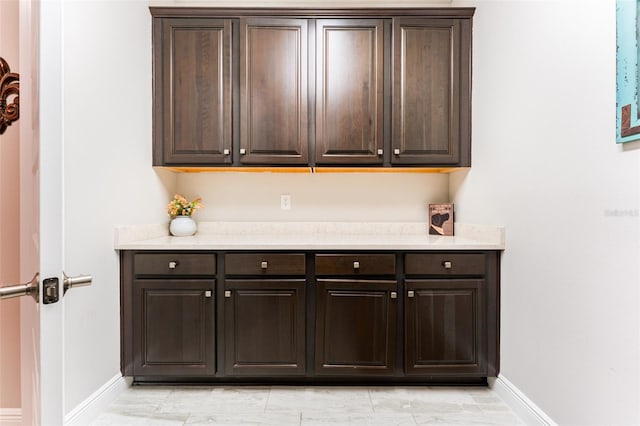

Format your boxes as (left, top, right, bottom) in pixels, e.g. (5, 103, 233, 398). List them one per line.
(617, 0, 640, 143)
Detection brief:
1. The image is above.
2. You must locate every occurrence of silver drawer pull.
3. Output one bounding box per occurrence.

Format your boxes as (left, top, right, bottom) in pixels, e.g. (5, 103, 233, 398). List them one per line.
(168, 261, 178, 269)
(224, 290, 231, 298)
(443, 261, 452, 269)
(205, 291, 212, 298)
(408, 290, 415, 298)
(261, 261, 268, 269)
(390, 291, 397, 299)
(353, 261, 360, 270)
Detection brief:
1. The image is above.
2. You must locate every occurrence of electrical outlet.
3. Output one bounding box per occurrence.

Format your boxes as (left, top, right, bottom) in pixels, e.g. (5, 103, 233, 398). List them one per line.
(280, 194, 291, 210)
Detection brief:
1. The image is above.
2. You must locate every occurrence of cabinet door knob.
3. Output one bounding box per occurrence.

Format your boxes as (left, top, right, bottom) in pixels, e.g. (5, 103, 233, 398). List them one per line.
(205, 291, 212, 298)
(223, 149, 230, 155)
(443, 261, 452, 269)
(408, 290, 415, 298)
(390, 291, 397, 299)
(240, 148, 246, 155)
(224, 290, 231, 298)
(377, 149, 383, 156)
(393, 148, 400, 155)
(353, 261, 360, 270)
(168, 261, 178, 269)
(261, 261, 268, 269)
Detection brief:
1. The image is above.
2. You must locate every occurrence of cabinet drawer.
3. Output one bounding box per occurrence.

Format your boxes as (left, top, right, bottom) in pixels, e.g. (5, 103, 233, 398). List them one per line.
(134, 253, 216, 276)
(315, 254, 396, 276)
(405, 253, 485, 276)
(225, 253, 305, 275)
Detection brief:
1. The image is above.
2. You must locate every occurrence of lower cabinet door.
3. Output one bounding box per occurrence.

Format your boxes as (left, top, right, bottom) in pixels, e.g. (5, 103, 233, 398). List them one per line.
(405, 279, 486, 376)
(315, 279, 397, 376)
(224, 279, 306, 376)
(132, 279, 216, 376)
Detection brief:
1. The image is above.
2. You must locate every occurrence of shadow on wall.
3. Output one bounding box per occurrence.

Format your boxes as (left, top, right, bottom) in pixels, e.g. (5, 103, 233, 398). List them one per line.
(621, 139, 640, 152)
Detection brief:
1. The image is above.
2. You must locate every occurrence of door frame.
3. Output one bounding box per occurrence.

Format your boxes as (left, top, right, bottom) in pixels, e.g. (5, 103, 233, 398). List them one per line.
(18, 0, 66, 424)
(38, 0, 65, 423)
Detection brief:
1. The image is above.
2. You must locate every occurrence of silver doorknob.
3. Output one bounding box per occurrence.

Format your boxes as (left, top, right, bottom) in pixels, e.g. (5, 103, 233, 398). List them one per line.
(0, 274, 39, 302)
(63, 272, 92, 295)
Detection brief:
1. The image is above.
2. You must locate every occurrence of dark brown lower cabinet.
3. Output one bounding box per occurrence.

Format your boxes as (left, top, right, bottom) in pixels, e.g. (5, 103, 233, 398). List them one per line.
(224, 279, 306, 376)
(132, 279, 216, 376)
(405, 279, 485, 376)
(315, 279, 397, 376)
(121, 250, 499, 384)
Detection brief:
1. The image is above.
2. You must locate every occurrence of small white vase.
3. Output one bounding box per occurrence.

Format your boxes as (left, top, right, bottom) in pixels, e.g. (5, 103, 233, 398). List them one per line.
(169, 216, 197, 237)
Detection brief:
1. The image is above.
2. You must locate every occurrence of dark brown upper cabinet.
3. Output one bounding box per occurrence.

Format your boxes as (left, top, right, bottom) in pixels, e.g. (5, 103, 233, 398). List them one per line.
(239, 18, 309, 165)
(150, 8, 474, 169)
(315, 19, 385, 165)
(392, 18, 471, 166)
(153, 18, 232, 166)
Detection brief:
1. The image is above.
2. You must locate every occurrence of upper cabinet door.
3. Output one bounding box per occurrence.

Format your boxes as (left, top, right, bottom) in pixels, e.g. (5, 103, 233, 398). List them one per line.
(392, 19, 471, 166)
(315, 19, 385, 165)
(240, 18, 309, 165)
(155, 18, 232, 165)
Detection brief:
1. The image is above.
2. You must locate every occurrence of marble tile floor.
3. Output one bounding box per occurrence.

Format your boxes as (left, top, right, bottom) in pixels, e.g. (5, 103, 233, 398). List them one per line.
(90, 385, 525, 426)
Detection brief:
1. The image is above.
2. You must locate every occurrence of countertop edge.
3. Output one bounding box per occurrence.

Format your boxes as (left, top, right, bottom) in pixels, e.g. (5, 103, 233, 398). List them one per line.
(114, 222, 505, 251)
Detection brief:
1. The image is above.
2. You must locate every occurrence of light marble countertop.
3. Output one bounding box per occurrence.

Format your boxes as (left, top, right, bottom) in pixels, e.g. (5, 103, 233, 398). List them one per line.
(114, 222, 505, 251)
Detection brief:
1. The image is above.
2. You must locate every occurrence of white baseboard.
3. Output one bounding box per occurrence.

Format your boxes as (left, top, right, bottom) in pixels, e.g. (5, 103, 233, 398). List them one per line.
(490, 375, 557, 426)
(64, 374, 128, 426)
(0, 408, 22, 425)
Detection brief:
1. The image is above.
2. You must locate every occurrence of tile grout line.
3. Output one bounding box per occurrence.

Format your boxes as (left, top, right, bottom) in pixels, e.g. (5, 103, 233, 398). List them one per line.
(263, 385, 272, 413)
(367, 387, 376, 413)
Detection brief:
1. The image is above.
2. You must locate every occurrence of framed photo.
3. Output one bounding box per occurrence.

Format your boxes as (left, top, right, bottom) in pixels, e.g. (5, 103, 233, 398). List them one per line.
(616, 0, 640, 143)
(429, 203, 454, 236)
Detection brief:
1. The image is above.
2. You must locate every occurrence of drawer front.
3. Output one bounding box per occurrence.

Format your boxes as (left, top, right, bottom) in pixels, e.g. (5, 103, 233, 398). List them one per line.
(405, 253, 485, 276)
(225, 253, 306, 276)
(315, 254, 396, 276)
(134, 253, 216, 276)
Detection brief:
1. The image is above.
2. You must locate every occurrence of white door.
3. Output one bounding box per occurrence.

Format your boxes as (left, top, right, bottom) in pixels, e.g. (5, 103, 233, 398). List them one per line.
(0, 1, 90, 424)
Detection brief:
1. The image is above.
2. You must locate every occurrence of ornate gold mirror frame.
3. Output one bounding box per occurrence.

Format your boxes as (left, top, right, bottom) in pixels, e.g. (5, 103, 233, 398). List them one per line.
(0, 57, 20, 135)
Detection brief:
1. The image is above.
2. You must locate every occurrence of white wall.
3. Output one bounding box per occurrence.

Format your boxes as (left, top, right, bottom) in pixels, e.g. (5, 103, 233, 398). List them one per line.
(179, 172, 449, 222)
(450, 1, 640, 424)
(61, 0, 175, 412)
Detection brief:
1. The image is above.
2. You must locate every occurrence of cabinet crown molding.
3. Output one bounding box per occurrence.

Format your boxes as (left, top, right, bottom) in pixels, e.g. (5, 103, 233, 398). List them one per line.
(150, 6, 474, 18)
(150, 1, 454, 8)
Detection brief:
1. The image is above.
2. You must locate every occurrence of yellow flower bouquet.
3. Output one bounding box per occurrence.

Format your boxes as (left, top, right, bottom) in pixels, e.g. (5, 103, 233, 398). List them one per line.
(167, 194, 203, 218)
